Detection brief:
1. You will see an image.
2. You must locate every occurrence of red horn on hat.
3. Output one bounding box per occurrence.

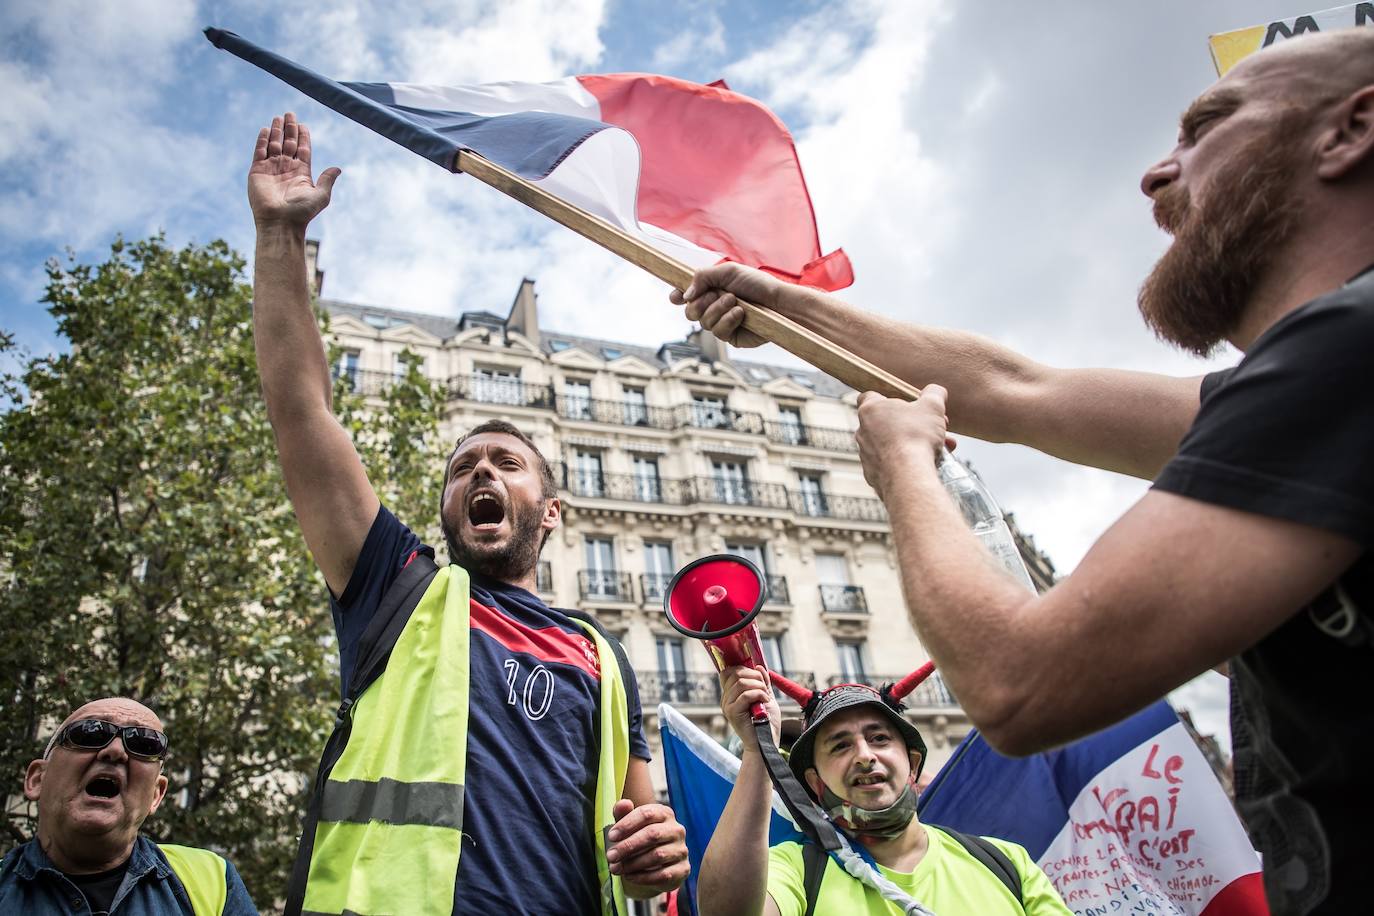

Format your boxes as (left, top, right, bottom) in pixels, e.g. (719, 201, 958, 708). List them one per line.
(767, 669, 816, 707)
(887, 661, 936, 703)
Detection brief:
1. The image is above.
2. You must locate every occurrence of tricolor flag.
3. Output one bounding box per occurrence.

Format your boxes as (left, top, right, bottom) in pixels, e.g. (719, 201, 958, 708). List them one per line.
(918, 701, 1267, 916)
(659, 704, 803, 916)
(205, 28, 852, 291)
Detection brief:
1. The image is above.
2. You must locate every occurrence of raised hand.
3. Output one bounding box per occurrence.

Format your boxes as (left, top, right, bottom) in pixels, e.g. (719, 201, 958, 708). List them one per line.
(247, 112, 340, 228)
(718, 664, 780, 753)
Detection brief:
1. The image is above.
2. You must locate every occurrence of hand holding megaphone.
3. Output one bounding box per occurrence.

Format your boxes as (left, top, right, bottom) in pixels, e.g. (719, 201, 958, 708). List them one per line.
(719, 664, 781, 752)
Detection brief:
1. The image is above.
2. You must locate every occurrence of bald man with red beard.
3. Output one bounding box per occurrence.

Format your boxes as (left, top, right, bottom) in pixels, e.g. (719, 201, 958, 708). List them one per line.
(0, 697, 256, 915)
(678, 28, 1374, 915)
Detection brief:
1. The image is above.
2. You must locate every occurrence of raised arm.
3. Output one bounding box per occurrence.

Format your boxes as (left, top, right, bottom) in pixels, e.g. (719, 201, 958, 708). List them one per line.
(248, 113, 378, 595)
(673, 264, 1200, 480)
(696, 667, 782, 916)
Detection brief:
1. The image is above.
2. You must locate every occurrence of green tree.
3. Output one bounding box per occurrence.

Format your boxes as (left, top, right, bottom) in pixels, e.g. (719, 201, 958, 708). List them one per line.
(0, 235, 442, 902)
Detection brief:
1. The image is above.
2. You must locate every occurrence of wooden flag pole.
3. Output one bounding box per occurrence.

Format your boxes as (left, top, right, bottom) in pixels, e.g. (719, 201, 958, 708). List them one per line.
(455, 150, 922, 402)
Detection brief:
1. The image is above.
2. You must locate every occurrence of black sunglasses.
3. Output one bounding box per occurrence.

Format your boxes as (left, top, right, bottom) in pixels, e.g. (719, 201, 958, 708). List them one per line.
(50, 719, 168, 762)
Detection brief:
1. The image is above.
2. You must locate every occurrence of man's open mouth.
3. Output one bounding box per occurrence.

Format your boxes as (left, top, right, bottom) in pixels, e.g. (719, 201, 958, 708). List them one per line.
(851, 773, 886, 788)
(85, 775, 121, 799)
(467, 490, 507, 530)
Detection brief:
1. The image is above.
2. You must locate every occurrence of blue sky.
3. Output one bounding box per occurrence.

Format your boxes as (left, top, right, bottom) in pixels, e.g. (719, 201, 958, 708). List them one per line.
(1, 0, 1344, 741)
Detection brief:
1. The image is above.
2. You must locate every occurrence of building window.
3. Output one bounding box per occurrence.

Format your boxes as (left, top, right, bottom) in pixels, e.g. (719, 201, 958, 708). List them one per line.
(601, 347, 623, 361)
(584, 536, 617, 597)
(643, 541, 674, 601)
(474, 366, 521, 405)
(761, 634, 786, 673)
(836, 640, 867, 682)
(815, 552, 849, 586)
(550, 339, 572, 352)
(712, 460, 749, 504)
(393, 352, 423, 379)
(798, 474, 827, 516)
(623, 387, 648, 426)
(336, 350, 360, 391)
(563, 378, 593, 420)
(692, 394, 728, 429)
(632, 454, 661, 502)
(656, 636, 689, 702)
(573, 450, 604, 497)
(726, 542, 768, 575)
(778, 406, 805, 445)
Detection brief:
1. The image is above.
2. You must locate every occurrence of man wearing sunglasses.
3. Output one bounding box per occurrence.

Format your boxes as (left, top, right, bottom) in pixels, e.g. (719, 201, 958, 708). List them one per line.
(0, 696, 257, 915)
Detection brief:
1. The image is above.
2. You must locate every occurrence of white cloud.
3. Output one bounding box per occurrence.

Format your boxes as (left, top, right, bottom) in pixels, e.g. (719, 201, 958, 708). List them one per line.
(652, 12, 727, 74)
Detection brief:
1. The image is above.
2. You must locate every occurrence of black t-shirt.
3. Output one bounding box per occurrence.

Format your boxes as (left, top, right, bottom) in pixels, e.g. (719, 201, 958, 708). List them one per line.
(1152, 266, 1374, 915)
(68, 859, 129, 915)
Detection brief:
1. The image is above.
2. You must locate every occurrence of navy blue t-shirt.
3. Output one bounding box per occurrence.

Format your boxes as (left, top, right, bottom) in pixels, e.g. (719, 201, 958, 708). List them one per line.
(331, 505, 651, 915)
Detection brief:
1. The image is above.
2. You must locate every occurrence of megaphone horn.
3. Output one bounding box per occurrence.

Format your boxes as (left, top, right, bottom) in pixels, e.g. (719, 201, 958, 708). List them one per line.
(665, 554, 769, 720)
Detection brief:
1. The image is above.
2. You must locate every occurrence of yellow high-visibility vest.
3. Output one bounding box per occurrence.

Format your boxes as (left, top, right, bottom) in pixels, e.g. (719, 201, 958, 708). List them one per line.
(158, 844, 228, 916)
(301, 565, 630, 916)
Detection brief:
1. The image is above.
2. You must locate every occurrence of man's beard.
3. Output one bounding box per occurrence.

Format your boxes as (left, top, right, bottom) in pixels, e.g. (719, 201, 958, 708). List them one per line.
(442, 497, 546, 582)
(1138, 116, 1306, 357)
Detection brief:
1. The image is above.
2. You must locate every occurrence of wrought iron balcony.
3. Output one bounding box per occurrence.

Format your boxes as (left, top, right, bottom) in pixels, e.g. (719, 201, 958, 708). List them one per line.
(764, 421, 858, 452)
(556, 395, 679, 430)
(692, 477, 791, 510)
(681, 403, 765, 434)
(578, 569, 635, 602)
(824, 672, 959, 709)
(641, 572, 673, 604)
(819, 584, 868, 613)
(791, 491, 887, 522)
(637, 671, 722, 706)
(763, 575, 790, 605)
(537, 561, 553, 593)
(449, 373, 555, 409)
(561, 468, 693, 504)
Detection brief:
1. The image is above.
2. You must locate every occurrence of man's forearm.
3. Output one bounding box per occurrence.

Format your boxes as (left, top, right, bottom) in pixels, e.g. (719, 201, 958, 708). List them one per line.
(697, 753, 774, 916)
(770, 288, 1197, 479)
(879, 449, 1046, 738)
(253, 223, 333, 420)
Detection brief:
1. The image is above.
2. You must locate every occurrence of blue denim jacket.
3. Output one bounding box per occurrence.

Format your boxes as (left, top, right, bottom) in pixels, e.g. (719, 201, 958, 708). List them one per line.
(0, 835, 257, 915)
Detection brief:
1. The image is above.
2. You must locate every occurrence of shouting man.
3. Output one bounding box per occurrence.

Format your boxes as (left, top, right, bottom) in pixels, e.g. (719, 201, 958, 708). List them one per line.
(248, 113, 688, 915)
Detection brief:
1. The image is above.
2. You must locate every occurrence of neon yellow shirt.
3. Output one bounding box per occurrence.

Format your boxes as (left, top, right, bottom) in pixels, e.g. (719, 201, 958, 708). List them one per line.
(767, 825, 1072, 916)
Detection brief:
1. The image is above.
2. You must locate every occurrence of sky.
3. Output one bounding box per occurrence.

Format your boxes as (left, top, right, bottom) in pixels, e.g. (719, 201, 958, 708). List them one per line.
(1, 0, 1336, 747)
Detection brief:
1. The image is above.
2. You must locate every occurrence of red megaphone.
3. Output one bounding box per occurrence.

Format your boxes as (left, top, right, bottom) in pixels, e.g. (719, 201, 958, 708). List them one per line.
(664, 554, 770, 722)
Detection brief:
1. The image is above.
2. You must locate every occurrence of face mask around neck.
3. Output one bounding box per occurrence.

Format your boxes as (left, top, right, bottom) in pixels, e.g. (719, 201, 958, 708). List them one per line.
(820, 781, 918, 841)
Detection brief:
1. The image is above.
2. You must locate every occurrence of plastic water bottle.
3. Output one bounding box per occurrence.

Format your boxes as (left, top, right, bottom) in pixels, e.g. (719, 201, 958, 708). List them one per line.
(936, 452, 1037, 593)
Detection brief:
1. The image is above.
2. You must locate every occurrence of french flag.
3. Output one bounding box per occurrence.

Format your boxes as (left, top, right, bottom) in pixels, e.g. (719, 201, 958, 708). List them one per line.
(918, 701, 1268, 916)
(206, 29, 852, 291)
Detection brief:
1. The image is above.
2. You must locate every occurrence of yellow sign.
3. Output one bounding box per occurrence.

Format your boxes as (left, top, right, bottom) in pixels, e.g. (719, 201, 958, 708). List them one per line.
(1208, 2, 1374, 75)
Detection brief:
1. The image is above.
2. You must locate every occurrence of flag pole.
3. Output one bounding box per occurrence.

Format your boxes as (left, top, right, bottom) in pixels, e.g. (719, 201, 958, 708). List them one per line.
(455, 150, 922, 402)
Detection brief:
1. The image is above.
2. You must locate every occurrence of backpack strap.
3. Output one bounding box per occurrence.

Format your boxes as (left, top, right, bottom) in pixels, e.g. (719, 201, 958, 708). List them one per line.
(801, 841, 828, 916)
(283, 552, 441, 916)
(934, 826, 1023, 909)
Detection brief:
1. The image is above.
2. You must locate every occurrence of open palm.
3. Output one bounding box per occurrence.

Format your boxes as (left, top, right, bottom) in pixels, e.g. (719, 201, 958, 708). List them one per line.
(247, 112, 339, 226)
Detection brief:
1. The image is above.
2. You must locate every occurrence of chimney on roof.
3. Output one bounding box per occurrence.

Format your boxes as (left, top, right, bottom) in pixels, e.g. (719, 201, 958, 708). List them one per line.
(689, 326, 728, 365)
(505, 278, 541, 347)
(305, 239, 325, 297)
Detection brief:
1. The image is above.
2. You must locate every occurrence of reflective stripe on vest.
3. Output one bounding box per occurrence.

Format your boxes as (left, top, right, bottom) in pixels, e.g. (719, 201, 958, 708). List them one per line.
(158, 844, 228, 916)
(303, 566, 630, 916)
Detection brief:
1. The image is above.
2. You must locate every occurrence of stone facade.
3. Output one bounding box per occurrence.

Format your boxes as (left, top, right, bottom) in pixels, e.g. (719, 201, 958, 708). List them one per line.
(316, 265, 1056, 792)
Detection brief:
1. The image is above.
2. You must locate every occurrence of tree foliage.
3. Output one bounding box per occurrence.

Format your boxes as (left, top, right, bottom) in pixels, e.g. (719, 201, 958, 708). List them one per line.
(0, 235, 442, 903)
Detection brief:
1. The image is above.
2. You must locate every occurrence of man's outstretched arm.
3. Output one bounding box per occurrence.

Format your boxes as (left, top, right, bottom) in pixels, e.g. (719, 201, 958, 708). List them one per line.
(855, 387, 1361, 754)
(673, 264, 1200, 480)
(249, 113, 378, 595)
